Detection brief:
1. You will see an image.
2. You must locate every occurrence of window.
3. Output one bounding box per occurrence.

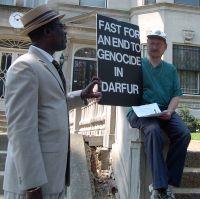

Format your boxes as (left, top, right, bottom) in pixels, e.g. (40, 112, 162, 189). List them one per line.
(0, 0, 15, 5)
(80, 0, 107, 8)
(173, 44, 200, 95)
(144, 0, 156, 5)
(72, 48, 97, 91)
(0, 39, 31, 49)
(24, 0, 47, 8)
(174, 0, 200, 7)
(141, 44, 147, 58)
(0, 39, 30, 98)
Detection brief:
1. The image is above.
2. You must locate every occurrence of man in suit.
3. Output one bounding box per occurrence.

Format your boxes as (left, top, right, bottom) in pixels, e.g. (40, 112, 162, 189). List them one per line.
(3, 4, 101, 199)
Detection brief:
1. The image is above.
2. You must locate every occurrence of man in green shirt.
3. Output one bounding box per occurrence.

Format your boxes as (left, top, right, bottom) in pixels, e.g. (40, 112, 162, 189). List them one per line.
(127, 30, 191, 199)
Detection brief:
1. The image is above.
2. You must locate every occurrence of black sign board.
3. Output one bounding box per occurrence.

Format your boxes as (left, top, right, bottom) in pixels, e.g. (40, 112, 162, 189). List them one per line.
(97, 14, 143, 107)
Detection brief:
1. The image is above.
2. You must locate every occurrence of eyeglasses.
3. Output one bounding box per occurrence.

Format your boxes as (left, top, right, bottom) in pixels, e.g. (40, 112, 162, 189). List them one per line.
(148, 43, 164, 48)
(53, 23, 66, 30)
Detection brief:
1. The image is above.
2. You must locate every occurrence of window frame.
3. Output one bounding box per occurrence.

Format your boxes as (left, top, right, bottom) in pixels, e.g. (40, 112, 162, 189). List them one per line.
(72, 47, 97, 91)
(0, 39, 30, 98)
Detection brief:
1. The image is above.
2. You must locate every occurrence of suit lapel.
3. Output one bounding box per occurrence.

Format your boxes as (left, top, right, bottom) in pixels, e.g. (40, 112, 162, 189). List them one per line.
(28, 46, 66, 94)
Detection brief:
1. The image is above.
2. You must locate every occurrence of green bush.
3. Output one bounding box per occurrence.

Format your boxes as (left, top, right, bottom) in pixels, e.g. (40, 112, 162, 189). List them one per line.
(177, 107, 199, 132)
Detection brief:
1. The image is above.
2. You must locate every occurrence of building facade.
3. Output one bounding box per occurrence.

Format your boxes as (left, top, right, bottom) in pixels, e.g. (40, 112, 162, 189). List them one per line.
(0, 0, 200, 114)
(0, 1, 200, 198)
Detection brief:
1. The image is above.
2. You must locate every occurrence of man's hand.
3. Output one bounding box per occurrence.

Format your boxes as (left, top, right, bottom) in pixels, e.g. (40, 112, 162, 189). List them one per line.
(26, 187, 43, 199)
(158, 110, 173, 120)
(81, 77, 102, 103)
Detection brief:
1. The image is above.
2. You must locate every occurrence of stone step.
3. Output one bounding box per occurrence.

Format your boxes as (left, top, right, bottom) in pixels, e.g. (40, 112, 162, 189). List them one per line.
(0, 115, 6, 121)
(0, 151, 6, 171)
(181, 167, 200, 188)
(174, 188, 200, 199)
(185, 151, 200, 168)
(0, 120, 7, 127)
(0, 172, 3, 195)
(0, 133, 8, 151)
(0, 111, 5, 115)
(0, 126, 7, 132)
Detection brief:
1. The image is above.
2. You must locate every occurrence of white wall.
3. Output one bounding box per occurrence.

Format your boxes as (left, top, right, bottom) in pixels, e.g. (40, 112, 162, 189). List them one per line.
(130, 5, 200, 63)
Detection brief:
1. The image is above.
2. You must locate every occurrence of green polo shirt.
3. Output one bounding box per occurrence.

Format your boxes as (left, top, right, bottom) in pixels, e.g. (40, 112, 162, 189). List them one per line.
(142, 58, 182, 111)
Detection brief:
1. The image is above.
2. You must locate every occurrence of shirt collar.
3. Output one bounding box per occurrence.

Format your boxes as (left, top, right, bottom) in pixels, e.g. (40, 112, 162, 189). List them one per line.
(31, 45, 54, 63)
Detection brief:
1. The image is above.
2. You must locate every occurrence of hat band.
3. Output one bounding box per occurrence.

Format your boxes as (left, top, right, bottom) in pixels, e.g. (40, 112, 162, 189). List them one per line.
(24, 10, 57, 28)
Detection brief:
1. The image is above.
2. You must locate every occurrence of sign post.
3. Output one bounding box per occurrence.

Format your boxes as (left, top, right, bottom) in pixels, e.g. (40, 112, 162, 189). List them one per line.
(97, 14, 143, 106)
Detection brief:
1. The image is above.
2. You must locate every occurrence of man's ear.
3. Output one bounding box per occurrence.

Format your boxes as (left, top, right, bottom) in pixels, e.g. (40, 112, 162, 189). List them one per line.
(43, 27, 51, 36)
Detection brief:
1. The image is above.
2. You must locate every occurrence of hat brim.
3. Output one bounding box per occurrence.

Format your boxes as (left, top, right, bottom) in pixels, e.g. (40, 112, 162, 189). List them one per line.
(20, 14, 65, 36)
(147, 35, 166, 41)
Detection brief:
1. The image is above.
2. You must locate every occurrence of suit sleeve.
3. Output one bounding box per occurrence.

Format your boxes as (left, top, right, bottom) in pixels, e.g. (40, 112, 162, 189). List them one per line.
(67, 90, 84, 110)
(5, 61, 48, 191)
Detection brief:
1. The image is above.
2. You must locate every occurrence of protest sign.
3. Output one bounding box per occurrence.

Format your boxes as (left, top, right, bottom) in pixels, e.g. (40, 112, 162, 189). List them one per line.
(97, 14, 143, 106)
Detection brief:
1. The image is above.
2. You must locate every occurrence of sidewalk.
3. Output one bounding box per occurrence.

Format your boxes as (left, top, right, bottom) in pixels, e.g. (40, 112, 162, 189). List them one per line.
(187, 140, 200, 151)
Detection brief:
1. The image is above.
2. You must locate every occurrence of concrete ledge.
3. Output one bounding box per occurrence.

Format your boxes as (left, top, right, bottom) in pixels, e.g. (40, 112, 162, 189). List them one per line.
(68, 134, 93, 199)
(111, 143, 129, 199)
(181, 168, 200, 188)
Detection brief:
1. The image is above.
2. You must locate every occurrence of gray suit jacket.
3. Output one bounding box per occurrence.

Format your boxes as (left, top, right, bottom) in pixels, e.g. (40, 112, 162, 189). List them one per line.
(3, 46, 83, 194)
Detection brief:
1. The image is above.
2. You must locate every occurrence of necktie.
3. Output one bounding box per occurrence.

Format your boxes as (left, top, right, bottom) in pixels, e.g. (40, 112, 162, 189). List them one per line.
(52, 60, 66, 93)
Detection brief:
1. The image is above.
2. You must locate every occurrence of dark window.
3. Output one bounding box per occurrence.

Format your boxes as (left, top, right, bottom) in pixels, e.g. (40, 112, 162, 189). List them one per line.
(174, 0, 200, 6)
(173, 44, 200, 95)
(72, 48, 97, 91)
(144, 0, 156, 5)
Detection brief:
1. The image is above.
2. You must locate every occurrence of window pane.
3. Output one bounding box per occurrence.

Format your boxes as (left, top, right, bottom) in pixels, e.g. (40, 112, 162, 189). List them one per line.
(80, 0, 106, 8)
(144, 0, 156, 5)
(173, 45, 200, 71)
(0, 53, 12, 98)
(173, 44, 200, 95)
(0, 0, 15, 5)
(24, 0, 47, 8)
(175, 0, 199, 6)
(179, 71, 199, 94)
(141, 44, 147, 58)
(73, 48, 97, 91)
(72, 60, 97, 91)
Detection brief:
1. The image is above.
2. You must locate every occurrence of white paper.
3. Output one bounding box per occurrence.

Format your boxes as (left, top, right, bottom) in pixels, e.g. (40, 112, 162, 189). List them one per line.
(132, 103, 164, 117)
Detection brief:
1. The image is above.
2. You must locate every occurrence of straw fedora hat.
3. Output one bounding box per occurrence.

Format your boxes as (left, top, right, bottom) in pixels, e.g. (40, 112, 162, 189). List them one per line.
(20, 4, 65, 36)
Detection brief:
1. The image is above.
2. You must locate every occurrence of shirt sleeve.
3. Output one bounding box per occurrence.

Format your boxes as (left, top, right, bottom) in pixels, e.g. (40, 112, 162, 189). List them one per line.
(172, 66, 183, 97)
